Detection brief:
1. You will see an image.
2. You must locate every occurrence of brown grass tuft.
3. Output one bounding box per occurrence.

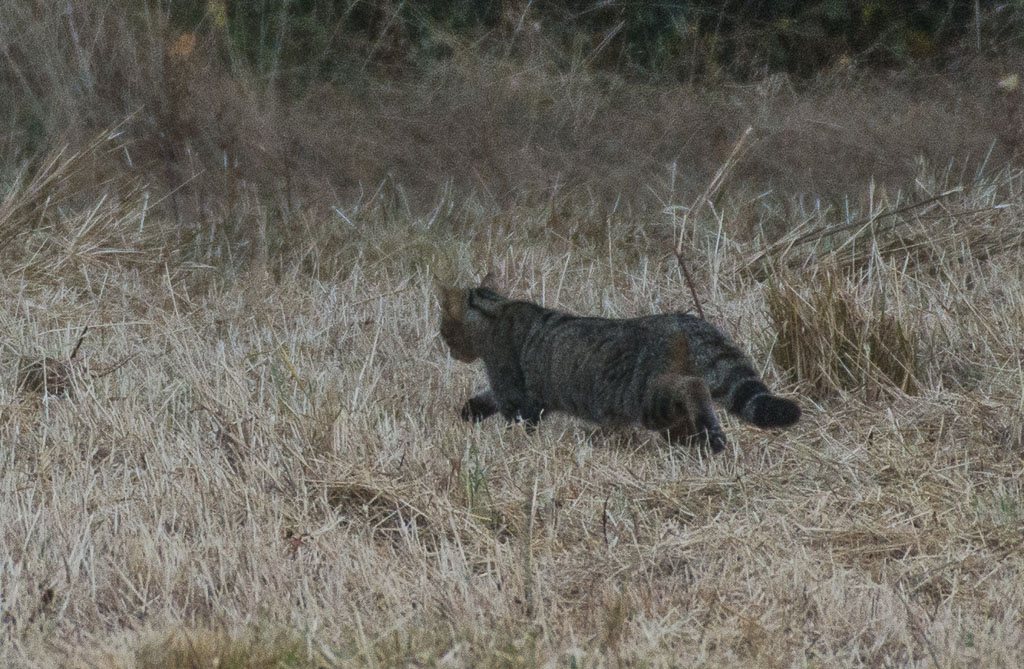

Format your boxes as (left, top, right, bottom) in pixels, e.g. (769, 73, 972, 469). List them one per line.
(766, 271, 919, 398)
(16, 357, 77, 397)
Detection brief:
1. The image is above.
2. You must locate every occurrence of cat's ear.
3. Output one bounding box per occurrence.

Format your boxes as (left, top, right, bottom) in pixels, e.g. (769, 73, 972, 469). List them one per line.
(480, 271, 504, 293)
(438, 284, 467, 319)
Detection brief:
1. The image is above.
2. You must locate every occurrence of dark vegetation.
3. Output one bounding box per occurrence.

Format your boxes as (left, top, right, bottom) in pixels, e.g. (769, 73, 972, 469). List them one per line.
(2, 1, 1022, 235)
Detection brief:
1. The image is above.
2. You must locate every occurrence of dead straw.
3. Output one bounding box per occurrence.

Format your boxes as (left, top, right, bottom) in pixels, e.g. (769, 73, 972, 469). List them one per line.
(674, 126, 753, 318)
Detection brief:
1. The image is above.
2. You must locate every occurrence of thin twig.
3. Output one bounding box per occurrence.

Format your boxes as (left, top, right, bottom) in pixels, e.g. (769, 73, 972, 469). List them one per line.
(602, 495, 611, 547)
(675, 253, 706, 319)
(350, 279, 412, 306)
(674, 126, 753, 319)
(743, 187, 963, 274)
(786, 188, 960, 249)
(69, 326, 89, 360)
(90, 353, 138, 379)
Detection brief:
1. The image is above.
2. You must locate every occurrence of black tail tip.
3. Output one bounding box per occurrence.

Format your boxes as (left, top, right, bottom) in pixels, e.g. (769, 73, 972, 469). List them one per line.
(747, 395, 801, 429)
(461, 394, 498, 422)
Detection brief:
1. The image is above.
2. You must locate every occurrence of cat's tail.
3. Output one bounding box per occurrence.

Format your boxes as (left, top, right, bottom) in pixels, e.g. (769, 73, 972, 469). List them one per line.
(461, 390, 499, 422)
(728, 377, 801, 428)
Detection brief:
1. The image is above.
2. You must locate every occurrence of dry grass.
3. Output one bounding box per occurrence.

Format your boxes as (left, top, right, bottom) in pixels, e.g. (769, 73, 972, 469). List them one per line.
(2, 4, 1024, 665)
(766, 272, 920, 398)
(1, 127, 1023, 667)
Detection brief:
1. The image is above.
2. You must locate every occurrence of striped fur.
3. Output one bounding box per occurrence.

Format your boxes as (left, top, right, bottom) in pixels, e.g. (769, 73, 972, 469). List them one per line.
(439, 283, 728, 452)
(632, 313, 801, 429)
(447, 286, 801, 439)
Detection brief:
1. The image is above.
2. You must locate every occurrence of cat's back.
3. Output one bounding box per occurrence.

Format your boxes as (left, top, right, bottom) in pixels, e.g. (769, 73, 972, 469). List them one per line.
(631, 312, 749, 375)
(520, 311, 684, 421)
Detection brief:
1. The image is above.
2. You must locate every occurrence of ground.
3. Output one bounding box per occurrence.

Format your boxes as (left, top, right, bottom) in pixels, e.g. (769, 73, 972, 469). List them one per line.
(1, 149, 1022, 666)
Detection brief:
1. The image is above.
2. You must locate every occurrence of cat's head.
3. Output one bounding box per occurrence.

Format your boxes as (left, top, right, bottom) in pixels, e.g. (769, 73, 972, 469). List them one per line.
(438, 274, 507, 362)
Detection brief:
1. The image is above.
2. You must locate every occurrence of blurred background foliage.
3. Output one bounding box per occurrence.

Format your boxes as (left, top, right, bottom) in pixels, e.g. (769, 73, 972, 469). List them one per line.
(171, 0, 1020, 86)
(1, 0, 1022, 228)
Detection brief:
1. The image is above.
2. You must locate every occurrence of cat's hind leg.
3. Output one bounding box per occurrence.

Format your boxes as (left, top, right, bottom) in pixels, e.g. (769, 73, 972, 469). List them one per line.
(643, 375, 727, 453)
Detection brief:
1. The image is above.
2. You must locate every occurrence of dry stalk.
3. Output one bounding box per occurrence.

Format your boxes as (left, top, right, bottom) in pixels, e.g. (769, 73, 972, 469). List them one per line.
(743, 188, 964, 278)
(674, 126, 753, 318)
(69, 326, 88, 360)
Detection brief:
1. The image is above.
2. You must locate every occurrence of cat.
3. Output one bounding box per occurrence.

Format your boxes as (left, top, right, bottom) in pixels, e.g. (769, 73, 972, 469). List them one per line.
(439, 279, 732, 451)
(442, 279, 801, 451)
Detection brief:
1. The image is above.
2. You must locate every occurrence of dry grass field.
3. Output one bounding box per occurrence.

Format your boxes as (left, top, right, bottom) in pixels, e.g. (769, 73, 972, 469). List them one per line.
(3, 3, 1024, 667)
(1, 132, 1023, 667)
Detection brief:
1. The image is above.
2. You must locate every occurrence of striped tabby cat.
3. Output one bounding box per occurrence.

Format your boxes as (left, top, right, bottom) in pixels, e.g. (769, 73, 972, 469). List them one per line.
(440, 279, 800, 452)
(440, 279, 736, 451)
